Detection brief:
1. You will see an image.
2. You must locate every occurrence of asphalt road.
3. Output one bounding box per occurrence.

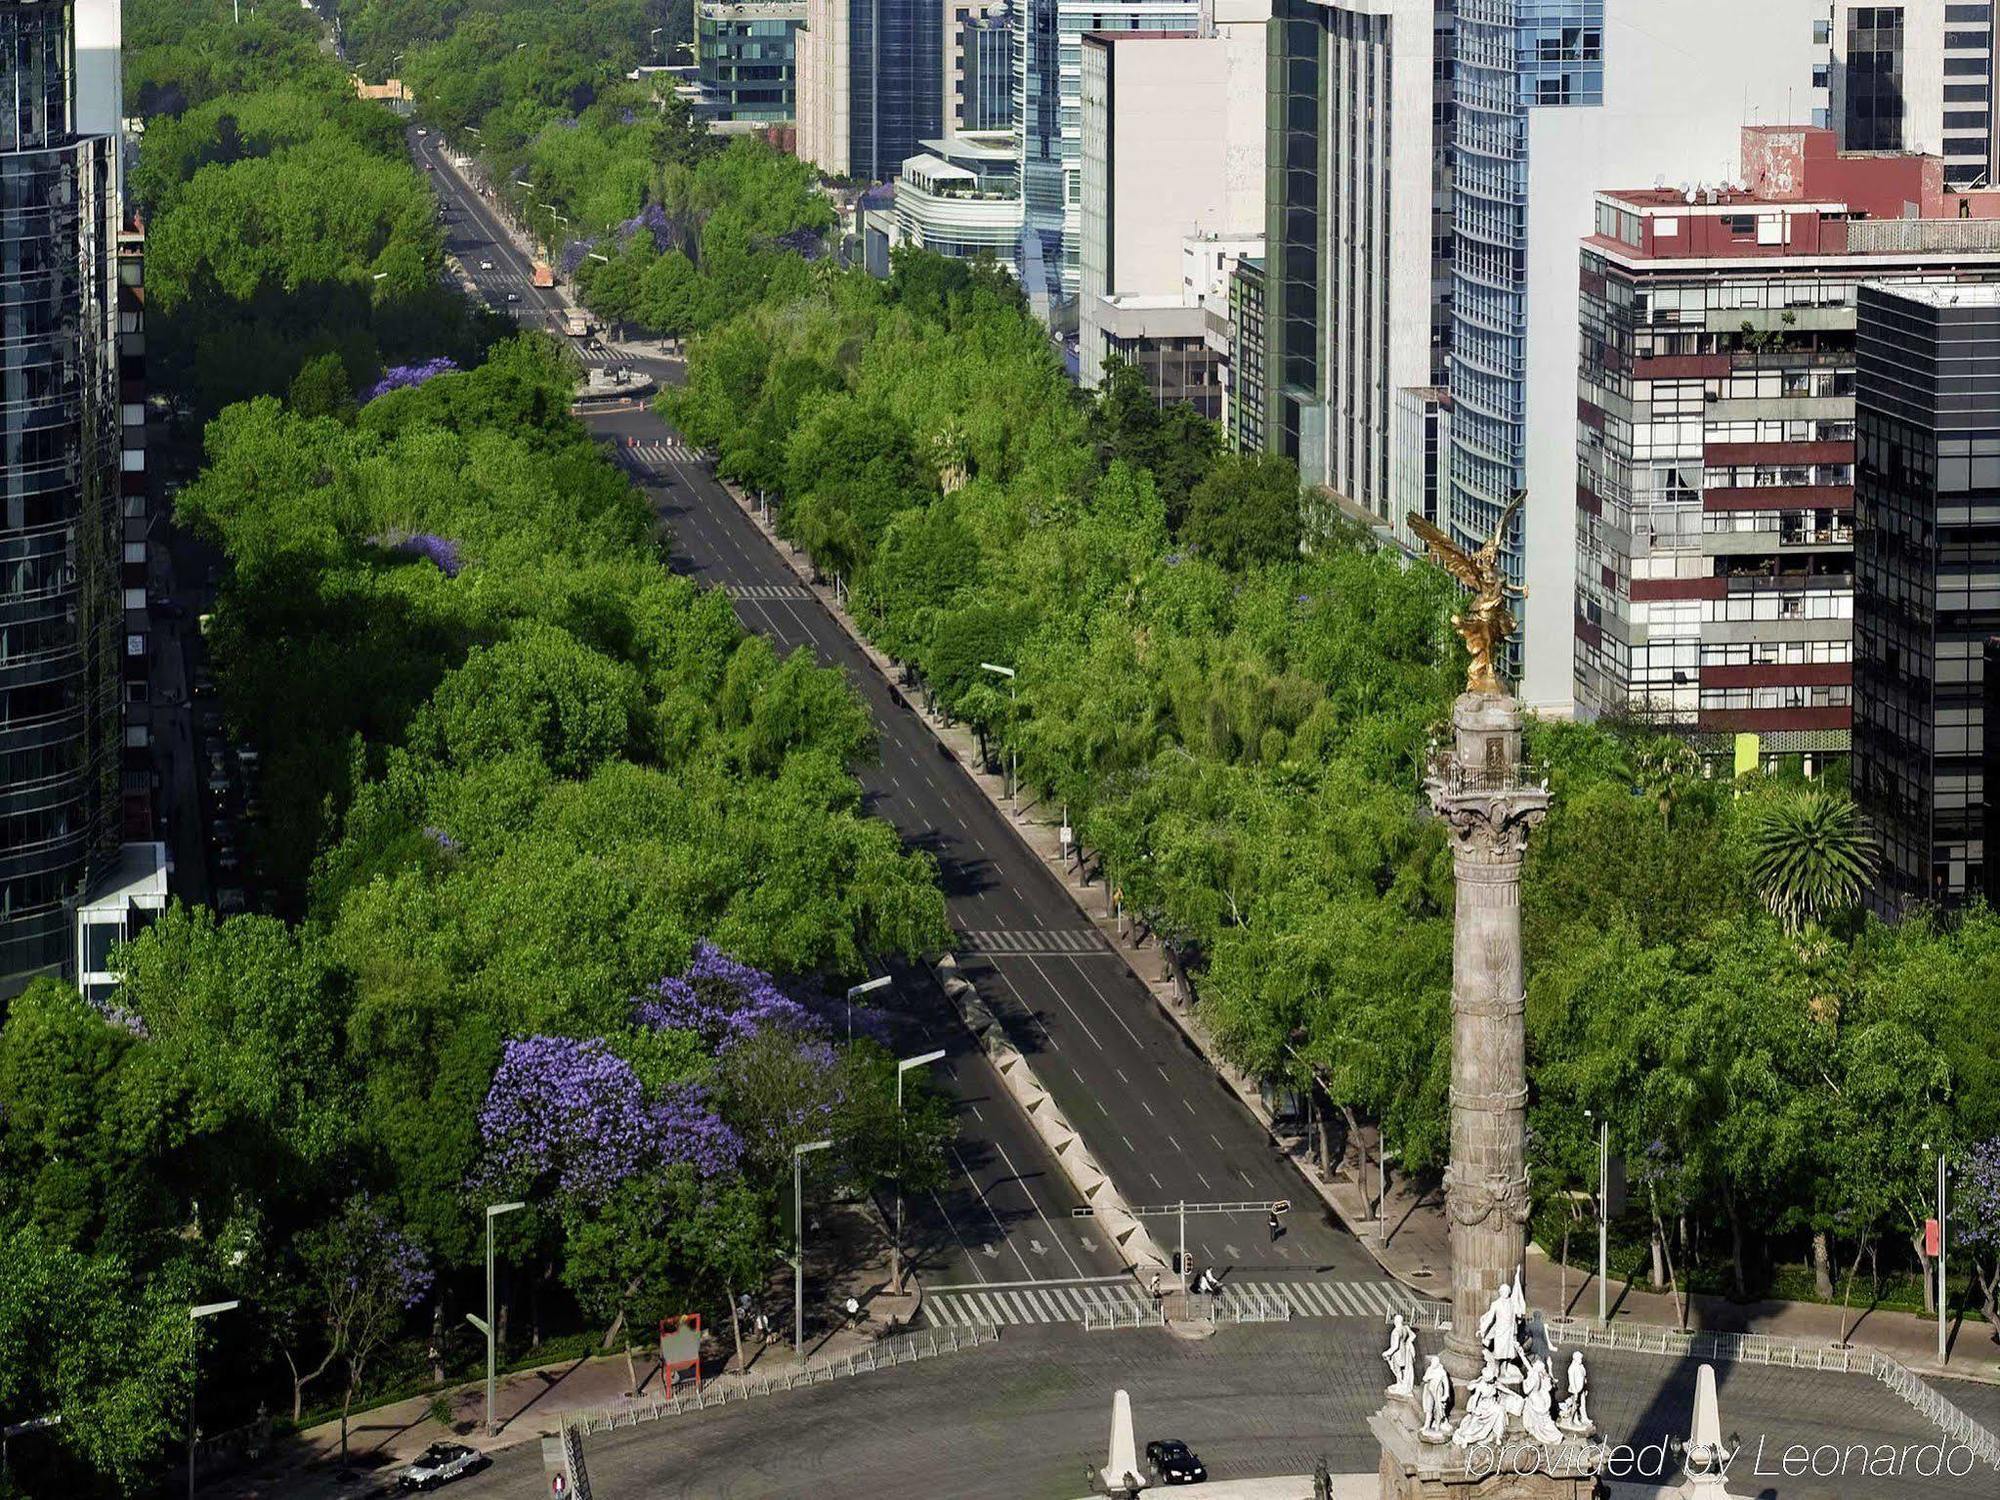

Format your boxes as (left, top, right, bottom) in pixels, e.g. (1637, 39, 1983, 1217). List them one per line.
(447, 1323, 1991, 1500)
(412, 131, 1386, 1297)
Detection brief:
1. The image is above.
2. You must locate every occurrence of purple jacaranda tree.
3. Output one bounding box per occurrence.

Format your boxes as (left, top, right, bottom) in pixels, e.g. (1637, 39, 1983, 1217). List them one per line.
(392, 532, 463, 578)
(289, 1197, 432, 1449)
(633, 942, 822, 1047)
(1960, 1136, 2000, 1338)
(559, 237, 596, 277)
(762, 225, 828, 262)
(477, 1037, 743, 1207)
(478, 1036, 659, 1203)
(363, 357, 459, 401)
(616, 201, 676, 254)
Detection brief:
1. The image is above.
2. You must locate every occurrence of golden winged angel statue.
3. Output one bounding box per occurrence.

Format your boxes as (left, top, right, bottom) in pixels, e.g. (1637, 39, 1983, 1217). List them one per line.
(1406, 493, 1526, 697)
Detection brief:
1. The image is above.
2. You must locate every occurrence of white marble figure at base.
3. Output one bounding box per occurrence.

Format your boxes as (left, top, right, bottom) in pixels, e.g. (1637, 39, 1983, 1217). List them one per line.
(1478, 1285, 1523, 1368)
(1451, 1370, 1509, 1449)
(1419, 1356, 1454, 1441)
(1382, 1313, 1418, 1397)
(1558, 1350, 1592, 1433)
(1520, 1355, 1562, 1444)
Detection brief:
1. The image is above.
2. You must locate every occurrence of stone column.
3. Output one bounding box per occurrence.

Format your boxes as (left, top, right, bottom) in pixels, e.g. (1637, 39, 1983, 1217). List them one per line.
(1427, 691, 1548, 1380)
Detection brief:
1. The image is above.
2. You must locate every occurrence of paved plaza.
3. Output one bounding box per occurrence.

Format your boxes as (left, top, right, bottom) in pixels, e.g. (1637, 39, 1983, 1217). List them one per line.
(453, 1321, 1993, 1500)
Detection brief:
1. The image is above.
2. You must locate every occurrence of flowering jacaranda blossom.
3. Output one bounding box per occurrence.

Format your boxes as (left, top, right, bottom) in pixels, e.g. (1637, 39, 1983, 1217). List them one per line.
(477, 1036, 742, 1204)
(393, 533, 463, 578)
(615, 201, 676, 254)
(633, 942, 824, 1048)
(364, 357, 459, 402)
(558, 238, 596, 277)
(761, 225, 828, 263)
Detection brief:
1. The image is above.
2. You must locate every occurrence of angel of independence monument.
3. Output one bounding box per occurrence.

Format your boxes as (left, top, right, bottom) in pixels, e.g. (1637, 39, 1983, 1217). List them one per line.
(1369, 499, 1599, 1500)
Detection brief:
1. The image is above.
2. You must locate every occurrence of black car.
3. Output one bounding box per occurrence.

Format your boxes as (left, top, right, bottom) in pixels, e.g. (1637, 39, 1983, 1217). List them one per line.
(1146, 1440, 1206, 1484)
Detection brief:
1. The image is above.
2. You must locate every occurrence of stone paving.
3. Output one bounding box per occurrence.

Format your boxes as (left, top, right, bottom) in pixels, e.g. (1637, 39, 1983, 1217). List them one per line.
(454, 1321, 1993, 1500)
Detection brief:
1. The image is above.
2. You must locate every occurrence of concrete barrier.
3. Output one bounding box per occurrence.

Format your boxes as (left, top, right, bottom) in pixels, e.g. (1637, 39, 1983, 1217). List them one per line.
(929, 955, 1168, 1278)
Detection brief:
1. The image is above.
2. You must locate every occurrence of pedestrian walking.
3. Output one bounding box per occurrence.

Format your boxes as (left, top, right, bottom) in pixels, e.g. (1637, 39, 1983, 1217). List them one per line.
(1268, 1209, 1283, 1244)
(844, 1296, 862, 1329)
(1149, 1272, 1163, 1305)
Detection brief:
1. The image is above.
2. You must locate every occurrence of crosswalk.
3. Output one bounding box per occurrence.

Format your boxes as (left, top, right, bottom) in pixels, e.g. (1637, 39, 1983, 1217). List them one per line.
(924, 1277, 1412, 1328)
(958, 928, 1114, 959)
(727, 583, 814, 602)
(622, 438, 706, 469)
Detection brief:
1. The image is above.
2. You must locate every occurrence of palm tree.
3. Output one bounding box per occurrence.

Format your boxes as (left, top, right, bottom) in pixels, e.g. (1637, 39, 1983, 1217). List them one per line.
(1743, 788, 1878, 934)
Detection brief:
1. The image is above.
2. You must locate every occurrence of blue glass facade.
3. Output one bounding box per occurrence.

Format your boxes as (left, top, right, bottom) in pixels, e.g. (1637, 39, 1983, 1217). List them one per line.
(848, 0, 945, 182)
(1, 0, 123, 995)
(1448, 0, 1602, 661)
(697, 3, 805, 123)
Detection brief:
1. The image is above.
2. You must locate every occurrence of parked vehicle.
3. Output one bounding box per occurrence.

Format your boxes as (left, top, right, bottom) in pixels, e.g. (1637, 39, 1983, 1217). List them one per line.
(1145, 1440, 1207, 1485)
(398, 1443, 486, 1491)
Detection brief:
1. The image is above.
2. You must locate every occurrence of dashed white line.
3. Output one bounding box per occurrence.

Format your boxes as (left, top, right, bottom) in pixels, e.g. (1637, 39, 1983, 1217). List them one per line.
(1140, 1099, 1155, 1117)
(1165, 1134, 1181, 1153)
(1122, 1136, 1136, 1152)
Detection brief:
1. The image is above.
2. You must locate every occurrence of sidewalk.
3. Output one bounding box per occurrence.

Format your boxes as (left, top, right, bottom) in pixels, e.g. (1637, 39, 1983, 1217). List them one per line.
(713, 475, 2000, 1396)
(208, 1199, 918, 1500)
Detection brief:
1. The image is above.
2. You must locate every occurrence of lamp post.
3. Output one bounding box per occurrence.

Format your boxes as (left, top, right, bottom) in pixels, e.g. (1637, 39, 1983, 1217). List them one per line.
(979, 662, 1017, 814)
(1926, 1142, 1948, 1365)
(188, 1300, 240, 1500)
(1587, 1110, 1609, 1327)
(845, 974, 890, 1045)
(894, 1050, 947, 1294)
(650, 25, 665, 59)
(467, 1201, 524, 1436)
(792, 1140, 833, 1360)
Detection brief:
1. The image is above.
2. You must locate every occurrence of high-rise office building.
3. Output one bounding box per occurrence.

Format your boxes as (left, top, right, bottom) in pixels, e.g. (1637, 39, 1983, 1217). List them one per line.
(1574, 125, 2000, 758)
(1015, 0, 1202, 305)
(1261, 0, 1446, 541)
(951, 1, 1017, 132)
(2, 0, 127, 996)
(1831, 2, 1999, 188)
(1447, 0, 1830, 709)
(696, 0, 808, 123)
(1853, 279, 2000, 910)
(796, 0, 946, 181)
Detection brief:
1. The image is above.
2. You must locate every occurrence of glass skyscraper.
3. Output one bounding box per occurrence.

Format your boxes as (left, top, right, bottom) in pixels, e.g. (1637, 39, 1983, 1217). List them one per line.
(1, 0, 124, 994)
(696, 0, 807, 123)
(1448, 0, 1603, 670)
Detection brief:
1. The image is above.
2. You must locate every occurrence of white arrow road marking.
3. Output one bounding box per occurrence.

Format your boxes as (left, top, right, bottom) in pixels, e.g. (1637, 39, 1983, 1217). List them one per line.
(1224, 1244, 1242, 1260)
(982, 1243, 1000, 1258)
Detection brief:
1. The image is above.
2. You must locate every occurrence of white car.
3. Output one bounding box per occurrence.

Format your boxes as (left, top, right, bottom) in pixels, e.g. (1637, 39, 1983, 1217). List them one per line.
(398, 1442, 485, 1491)
(480, 260, 494, 271)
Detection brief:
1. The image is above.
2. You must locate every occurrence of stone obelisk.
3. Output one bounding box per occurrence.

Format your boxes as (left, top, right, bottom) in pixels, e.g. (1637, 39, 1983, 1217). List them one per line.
(1428, 690, 1548, 1380)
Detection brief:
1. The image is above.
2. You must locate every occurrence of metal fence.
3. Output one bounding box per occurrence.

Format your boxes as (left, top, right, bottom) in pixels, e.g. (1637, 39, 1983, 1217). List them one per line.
(1539, 1317, 2000, 1470)
(562, 1324, 1001, 1433)
(1082, 1303, 1162, 1332)
(1220, 1288, 1294, 1324)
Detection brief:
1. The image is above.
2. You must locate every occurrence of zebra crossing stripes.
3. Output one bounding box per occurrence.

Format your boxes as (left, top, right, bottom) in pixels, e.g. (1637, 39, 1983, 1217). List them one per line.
(923, 1278, 1408, 1328)
(623, 439, 706, 469)
(726, 583, 815, 602)
(957, 928, 1114, 959)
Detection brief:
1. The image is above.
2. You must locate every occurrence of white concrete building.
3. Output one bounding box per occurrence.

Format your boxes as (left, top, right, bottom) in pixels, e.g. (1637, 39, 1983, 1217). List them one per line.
(894, 132, 1025, 271)
(1076, 5, 1267, 404)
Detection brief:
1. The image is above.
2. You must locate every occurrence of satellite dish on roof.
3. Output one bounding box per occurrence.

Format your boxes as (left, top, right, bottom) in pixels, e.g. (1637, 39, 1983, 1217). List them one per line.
(1679, 182, 1695, 204)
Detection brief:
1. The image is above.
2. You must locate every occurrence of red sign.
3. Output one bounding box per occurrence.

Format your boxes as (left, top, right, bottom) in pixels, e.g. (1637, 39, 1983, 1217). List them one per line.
(1925, 1218, 1941, 1257)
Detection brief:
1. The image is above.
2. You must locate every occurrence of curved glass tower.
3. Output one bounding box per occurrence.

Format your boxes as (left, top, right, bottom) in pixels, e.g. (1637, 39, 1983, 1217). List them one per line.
(1, 0, 123, 994)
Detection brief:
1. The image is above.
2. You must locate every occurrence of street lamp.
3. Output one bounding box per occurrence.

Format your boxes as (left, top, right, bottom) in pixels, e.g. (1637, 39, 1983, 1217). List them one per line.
(979, 662, 1017, 815)
(588, 251, 610, 263)
(845, 974, 890, 1044)
(893, 1050, 947, 1294)
(467, 1201, 524, 1435)
(792, 1140, 833, 1360)
(1925, 1142, 1948, 1365)
(1586, 1109, 1609, 1327)
(188, 1300, 240, 1500)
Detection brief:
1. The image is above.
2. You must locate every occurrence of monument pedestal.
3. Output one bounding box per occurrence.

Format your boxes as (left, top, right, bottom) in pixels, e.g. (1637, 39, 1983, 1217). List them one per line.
(1371, 1405, 1599, 1500)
